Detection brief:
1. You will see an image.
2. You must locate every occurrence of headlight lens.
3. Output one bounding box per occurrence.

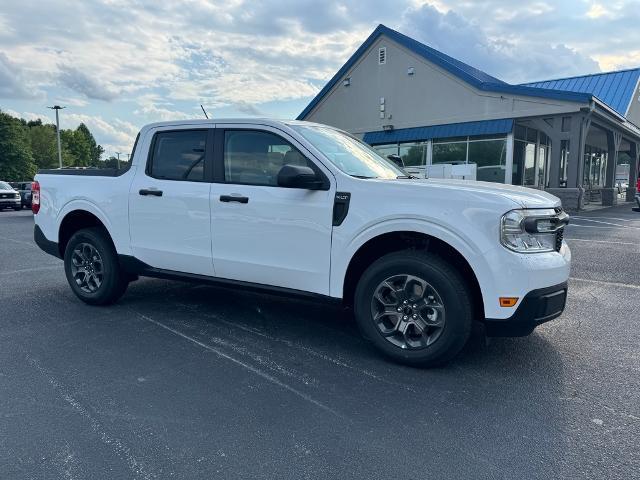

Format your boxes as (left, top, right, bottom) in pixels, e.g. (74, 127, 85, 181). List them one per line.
(501, 208, 568, 253)
(15, 192, 20, 198)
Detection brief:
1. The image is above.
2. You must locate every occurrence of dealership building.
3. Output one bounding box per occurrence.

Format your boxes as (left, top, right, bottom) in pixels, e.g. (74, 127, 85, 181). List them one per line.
(298, 25, 640, 210)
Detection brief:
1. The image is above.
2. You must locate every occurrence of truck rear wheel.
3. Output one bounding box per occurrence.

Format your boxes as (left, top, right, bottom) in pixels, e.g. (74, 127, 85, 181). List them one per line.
(63, 227, 129, 305)
(354, 250, 473, 367)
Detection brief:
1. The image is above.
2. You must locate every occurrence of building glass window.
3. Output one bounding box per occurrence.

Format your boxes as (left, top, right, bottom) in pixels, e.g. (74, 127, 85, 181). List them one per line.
(523, 143, 536, 186)
(560, 140, 569, 187)
(399, 143, 426, 167)
(468, 139, 507, 183)
(373, 144, 399, 158)
(583, 146, 607, 189)
(432, 141, 466, 164)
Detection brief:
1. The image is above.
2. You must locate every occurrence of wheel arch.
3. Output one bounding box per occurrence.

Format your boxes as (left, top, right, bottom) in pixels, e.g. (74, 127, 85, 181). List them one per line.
(341, 230, 485, 321)
(57, 209, 115, 258)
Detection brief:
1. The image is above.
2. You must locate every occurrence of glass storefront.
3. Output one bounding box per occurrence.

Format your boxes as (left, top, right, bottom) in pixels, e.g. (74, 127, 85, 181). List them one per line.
(399, 143, 426, 167)
(373, 135, 508, 183)
(582, 146, 607, 189)
(513, 125, 550, 188)
(468, 139, 506, 182)
(432, 141, 467, 164)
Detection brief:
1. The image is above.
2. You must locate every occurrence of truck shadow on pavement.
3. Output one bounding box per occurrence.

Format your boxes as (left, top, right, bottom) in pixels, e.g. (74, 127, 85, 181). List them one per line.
(117, 278, 571, 477)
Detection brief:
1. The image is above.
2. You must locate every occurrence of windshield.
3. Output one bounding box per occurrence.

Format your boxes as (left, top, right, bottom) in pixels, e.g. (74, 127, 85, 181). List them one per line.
(290, 124, 405, 179)
(0, 181, 13, 190)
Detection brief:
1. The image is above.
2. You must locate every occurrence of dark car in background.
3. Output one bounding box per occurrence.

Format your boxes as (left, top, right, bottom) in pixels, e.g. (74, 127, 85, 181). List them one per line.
(0, 181, 22, 211)
(10, 181, 33, 208)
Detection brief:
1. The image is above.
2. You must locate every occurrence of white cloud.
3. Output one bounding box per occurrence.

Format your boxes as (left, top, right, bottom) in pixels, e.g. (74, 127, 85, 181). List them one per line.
(0, 52, 44, 99)
(399, 3, 600, 83)
(61, 113, 139, 154)
(58, 66, 119, 101)
(586, 3, 610, 19)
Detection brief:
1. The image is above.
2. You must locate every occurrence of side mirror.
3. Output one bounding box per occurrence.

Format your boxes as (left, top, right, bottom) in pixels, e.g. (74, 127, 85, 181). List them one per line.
(277, 164, 325, 190)
(387, 154, 404, 168)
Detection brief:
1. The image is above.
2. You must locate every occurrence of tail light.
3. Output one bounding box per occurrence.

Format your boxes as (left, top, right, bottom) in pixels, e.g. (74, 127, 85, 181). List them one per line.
(31, 181, 40, 214)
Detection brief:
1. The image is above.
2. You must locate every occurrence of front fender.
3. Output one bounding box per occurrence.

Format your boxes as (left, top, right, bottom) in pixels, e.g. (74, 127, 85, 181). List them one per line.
(329, 217, 493, 300)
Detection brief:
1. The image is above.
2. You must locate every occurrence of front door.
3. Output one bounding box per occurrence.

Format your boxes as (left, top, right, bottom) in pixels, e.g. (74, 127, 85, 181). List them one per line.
(210, 125, 334, 295)
(129, 127, 214, 276)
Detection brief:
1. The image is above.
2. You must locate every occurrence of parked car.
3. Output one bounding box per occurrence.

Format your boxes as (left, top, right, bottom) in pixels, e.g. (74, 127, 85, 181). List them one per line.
(10, 181, 33, 208)
(32, 119, 571, 366)
(0, 181, 22, 211)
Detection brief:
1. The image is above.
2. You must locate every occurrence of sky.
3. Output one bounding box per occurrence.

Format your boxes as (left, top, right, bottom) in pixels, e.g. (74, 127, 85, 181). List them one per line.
(1, 0, 639, 157)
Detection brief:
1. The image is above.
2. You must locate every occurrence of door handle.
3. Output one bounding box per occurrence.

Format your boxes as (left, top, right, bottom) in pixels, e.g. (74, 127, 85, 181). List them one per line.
(139, 188, 163, 197)
(219, 195, 248, 204)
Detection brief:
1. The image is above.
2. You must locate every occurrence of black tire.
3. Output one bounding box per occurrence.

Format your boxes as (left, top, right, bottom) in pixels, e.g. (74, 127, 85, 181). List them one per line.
(63, 227, 129, 305)
(13, 206, 21, 211)
(354, 250, 473, 367)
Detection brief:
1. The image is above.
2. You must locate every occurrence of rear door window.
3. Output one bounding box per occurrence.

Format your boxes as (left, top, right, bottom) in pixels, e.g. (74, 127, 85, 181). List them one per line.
(148, 130, 208, 181)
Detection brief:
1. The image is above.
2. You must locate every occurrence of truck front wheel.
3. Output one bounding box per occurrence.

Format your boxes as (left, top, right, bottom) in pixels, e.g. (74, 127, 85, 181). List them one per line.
(354, 251, 473, 367)
(63, 227, 129, 305)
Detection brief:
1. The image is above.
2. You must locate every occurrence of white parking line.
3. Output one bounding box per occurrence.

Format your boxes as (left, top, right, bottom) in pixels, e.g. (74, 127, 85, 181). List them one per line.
(568, 218, 640, 229)
(136, 312, 344, 418)
(572, 215, 634, 222)
(566, 238, 637, 246)
(0, 265, 61, 276)
(570, 277, 640, 290)
(569, 224, 630, 229)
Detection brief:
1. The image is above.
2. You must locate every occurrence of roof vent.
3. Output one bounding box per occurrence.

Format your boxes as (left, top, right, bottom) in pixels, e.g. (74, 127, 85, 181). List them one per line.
(378, 47, 386, 65)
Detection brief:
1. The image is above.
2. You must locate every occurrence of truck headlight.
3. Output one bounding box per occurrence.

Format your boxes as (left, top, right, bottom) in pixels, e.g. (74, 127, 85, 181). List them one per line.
(14, 192, 20, 199)
(500, 208, 569, 253)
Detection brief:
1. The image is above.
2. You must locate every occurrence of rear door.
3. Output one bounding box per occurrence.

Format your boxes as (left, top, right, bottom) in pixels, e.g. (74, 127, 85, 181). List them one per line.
(209, 124, 335, 295)
(129, 127, 215, 276)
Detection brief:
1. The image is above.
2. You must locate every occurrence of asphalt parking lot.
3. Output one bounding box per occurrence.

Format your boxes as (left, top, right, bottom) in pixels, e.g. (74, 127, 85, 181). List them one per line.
(1, 206, 639, 479)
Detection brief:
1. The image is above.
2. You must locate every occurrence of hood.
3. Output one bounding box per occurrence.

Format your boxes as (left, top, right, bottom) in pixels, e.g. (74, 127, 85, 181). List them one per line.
(390, 178, 561, 209)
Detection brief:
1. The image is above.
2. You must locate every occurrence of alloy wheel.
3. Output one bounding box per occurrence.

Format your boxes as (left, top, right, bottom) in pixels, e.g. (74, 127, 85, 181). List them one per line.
(70, 242, 104, 293)
(370, 274, 446, 350)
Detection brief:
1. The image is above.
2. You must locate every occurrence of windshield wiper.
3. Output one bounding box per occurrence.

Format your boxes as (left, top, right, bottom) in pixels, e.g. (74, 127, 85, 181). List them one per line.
(396, 175, 418, 179)
(351, 175, 378, 179)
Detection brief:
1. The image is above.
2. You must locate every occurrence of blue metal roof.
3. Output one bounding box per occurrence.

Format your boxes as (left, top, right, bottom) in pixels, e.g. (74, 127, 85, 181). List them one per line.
(521, 68, 640, 116)
(363, 118, 514, 145)
(298, 24, 593, 120)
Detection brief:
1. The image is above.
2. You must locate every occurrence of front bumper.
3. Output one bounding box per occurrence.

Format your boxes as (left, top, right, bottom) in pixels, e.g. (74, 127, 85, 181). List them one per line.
(0, 198, 21, 208)
(483, 282, 568, 337)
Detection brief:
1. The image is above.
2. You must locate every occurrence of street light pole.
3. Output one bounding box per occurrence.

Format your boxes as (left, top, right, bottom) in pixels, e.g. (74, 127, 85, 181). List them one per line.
(47, 105, 66, 169)
(114, 152, 121, 170)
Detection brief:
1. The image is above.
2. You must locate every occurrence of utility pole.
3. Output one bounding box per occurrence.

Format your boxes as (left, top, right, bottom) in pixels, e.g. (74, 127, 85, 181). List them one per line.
(47, 105, 65, 169)
(114, 152, 121, 170)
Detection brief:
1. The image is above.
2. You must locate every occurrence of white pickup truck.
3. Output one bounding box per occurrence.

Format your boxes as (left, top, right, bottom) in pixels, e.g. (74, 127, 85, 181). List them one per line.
(33, 119, 570, 366)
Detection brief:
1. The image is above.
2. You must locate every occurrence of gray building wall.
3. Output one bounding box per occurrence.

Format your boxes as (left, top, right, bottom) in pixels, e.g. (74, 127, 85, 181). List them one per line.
(304, 35, 587, 135)
(624, 79, 640, 127)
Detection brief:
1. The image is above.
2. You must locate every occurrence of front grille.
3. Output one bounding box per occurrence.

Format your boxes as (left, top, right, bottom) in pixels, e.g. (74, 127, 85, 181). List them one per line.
(555, 228, 564, 252)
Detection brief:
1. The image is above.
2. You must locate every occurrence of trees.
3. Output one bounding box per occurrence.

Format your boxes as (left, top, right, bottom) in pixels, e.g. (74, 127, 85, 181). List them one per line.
(0, 111, 36, 180)
(0, 110, 106, 179)
(28, 123, 59, 169)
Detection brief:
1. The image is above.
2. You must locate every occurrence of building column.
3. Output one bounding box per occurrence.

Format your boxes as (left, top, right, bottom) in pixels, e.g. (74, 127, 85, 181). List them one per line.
(626, 141, 639, 202)
(558, 113, 590, 210)
(602, 130, 622, 206)
(504, 133, 514, 184)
